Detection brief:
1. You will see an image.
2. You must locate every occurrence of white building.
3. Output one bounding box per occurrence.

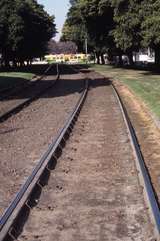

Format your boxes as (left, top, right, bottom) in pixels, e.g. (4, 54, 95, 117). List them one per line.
(134, 48, 155, 63)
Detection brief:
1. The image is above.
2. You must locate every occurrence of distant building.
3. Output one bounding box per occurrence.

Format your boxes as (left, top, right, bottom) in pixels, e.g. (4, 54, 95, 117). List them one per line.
(134, 48, 155, 63)
(45, 53, 90, 63)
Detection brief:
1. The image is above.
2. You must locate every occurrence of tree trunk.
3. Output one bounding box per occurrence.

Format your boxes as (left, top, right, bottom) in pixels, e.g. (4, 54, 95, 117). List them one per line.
(96, 52, 100, 64)
(154, 46, 160, 66)
(101, 53, 105, 65)
(118, 54, 123, 66)
(2, 51, 10, 68)
(4, 59, 10, 68)
(127, 51, 134, 66)
(13, 59, 17, 68)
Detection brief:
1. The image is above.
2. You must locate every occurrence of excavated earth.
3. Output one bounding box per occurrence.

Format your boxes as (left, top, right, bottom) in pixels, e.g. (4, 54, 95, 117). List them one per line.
(18, 71, 154, 241)
(0, 67, 84, 216)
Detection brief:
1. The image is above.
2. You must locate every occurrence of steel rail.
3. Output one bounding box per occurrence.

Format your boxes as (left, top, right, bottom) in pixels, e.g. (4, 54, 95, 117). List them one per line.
(0, 64, 59, 123)
(112, 83, 160, 240)
(0, 78, 88, 241)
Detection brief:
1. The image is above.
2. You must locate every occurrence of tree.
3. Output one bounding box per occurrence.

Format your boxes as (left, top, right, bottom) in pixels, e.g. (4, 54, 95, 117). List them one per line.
(78, 0, 115, 64)
(0, 0, 15, 66)
(61, 1, 87, 52)
(111, 0, 143, 65)
(69, 0, 78, 5)
(0, 0, 56, 67)
(61, 21, 86, 52)
(48, 40, 77, 54)
(63, 0, 115, 64)
(141, 0, 160, 66)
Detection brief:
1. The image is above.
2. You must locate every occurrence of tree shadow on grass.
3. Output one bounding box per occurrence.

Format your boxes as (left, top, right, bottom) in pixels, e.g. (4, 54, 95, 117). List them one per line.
(0, 64, 110, 101)
(0, 64, 112, 123)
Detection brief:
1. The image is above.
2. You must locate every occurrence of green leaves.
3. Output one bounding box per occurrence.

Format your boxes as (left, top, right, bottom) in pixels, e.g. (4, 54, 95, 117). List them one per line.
(0, 0, 56, 66)
(64, 0, 160, 65)
(141, 1, 160, 47)
(112, 0, 143, 53)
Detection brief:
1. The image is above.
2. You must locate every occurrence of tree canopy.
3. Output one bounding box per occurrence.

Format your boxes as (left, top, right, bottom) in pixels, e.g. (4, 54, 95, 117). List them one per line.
(62, 0, 160, 65)
(0, 0, 56, 67)
(48, 40, 77, 54)
(141, 0, 160, 65)
(111, 0, 143, 64)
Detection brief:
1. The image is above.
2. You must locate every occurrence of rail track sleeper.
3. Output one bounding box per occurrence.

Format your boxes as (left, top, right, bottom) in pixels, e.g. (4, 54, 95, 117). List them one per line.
(69, 122, 74, 130)
(8, 227, 16, 240)
(52, 153, 58, 161)
(47, 159, 57, 171)
(25, 201, 32, 210)
(73, 114, 79, 121)
(62, 136, 66, 142)
(68, 124, 73, 130)
(65, 128, 71, 135)
(74, 110, 80, 117)
(58, 142, 65, 150)
(36, 181, 43, 189)
(45, 165, 51, 172)
(72, 118, 77, 124)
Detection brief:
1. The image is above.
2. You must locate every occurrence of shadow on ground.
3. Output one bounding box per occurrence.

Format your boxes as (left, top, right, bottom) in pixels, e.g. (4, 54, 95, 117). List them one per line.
(0, 64, 111, 101)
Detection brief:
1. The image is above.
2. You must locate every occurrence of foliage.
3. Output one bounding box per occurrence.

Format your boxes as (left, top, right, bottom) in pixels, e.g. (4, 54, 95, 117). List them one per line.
(48, 40, 77, 54)
(61, 1, 87, 52)
(141, 0, 160, 65)
(61, 21, 85, 52)
(62, 0, 116, 64)
(79, 0, 115, 63)
(65, 0, 160, 66)
(111, 0, 143, 64)
(0, 0, 56, 67)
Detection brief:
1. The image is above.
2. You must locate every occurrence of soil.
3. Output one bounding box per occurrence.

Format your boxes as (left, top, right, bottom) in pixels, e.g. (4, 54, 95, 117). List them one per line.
(18, 71, 154, 241)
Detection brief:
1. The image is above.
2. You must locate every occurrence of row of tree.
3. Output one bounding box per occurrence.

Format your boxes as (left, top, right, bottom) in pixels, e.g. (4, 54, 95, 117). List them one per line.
(0, 0, 56, 67)
(62, 0, 160, 65)
(48, 40, 77, 54)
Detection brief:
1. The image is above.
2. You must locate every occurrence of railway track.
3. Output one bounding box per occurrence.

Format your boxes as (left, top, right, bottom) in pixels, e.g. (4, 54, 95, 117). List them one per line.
(0, 65, 53, 99)
(0, 68, 159, 240)
(0, 64, 59, 123)
(112, 83, 160, 239)
(0, 76, 88, 241)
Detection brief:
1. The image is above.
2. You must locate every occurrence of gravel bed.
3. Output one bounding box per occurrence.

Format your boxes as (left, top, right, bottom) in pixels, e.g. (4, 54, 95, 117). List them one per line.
(0, 70, 84, 216)
(0, 65, 57, 118)
(19, 71, 154, 240)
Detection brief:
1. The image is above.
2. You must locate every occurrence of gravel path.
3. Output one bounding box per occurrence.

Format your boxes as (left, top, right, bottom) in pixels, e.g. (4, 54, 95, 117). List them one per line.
(0, 70, 84, 216)
(19, 72, 154, 241)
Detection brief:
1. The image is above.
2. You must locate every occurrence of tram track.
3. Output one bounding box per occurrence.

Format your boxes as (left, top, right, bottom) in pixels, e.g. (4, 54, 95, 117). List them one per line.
(0, 64, 59, 123)
(0, 76, 88, 241)
(0, 67, 159, 240)
(0, 65, 53, 99)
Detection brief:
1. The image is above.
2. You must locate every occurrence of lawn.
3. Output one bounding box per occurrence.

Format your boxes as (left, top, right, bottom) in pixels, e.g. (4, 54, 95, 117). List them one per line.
(90, 64, 160, 118)
(0, 72, 34, 90)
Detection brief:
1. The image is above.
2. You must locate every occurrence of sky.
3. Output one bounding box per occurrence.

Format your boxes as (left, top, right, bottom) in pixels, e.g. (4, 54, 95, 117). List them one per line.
(37, 0, 70, 41)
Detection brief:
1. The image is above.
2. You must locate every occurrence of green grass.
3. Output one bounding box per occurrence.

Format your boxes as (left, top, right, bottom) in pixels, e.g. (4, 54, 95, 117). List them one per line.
(0, 72, 34, 90)
(90, 64, 160, 118)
